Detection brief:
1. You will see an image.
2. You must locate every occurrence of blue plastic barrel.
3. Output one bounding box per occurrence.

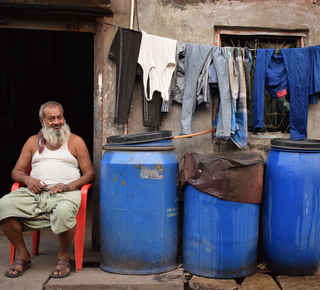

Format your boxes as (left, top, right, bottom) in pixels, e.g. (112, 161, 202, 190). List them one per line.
(100, 131, 179, 274)
(261, 139, 320, 275)
(183, 184, 260, 279)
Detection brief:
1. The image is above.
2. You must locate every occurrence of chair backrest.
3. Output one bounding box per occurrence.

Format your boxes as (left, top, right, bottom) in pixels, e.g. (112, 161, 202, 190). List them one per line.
(26, 164, 32, 176)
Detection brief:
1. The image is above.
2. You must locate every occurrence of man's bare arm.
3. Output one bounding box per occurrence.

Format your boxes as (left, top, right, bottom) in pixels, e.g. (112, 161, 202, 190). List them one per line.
(11, 135, 45, 194)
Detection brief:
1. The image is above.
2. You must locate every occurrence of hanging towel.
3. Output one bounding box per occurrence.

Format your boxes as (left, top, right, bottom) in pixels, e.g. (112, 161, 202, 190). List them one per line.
(224, 47, 236, 134)
(226, 47, 239, 112)
(138, 30, 177, 103)
(230, 48, 248, 148)
(108, 27, 142, 124)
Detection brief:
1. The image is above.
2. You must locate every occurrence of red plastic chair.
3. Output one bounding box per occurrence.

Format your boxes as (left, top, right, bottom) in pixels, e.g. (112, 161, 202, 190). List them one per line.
(9, 181, 92, 272)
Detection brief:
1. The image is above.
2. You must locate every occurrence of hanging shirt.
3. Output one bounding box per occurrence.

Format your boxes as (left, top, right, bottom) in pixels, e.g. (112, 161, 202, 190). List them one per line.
(265, 52, 288, 99)
(137, 30, 177, 103)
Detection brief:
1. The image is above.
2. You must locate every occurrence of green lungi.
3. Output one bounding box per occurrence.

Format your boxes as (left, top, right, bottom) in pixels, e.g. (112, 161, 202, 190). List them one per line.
(0, 187, 81, 235)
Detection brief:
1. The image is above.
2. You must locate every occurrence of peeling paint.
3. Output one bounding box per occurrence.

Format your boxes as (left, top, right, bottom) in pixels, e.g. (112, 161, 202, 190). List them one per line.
(139, 164, 164, 179)
(98, 73, 102, 94)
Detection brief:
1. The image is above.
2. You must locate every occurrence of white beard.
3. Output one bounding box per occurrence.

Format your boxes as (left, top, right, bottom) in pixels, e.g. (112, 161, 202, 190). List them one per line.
(42, 122, 71, 147)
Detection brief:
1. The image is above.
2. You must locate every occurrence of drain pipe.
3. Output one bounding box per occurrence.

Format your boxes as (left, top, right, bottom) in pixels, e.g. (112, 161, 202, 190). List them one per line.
(123, 0, 135, 135)
(129, 0, 135, 30)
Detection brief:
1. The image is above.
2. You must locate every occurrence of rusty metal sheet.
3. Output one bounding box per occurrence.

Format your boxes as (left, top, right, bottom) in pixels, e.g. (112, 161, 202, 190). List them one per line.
(0, 0, 113, 16)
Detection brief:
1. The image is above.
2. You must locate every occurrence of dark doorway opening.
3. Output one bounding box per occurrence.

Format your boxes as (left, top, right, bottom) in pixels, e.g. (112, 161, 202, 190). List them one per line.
(0, 28, 94, 196)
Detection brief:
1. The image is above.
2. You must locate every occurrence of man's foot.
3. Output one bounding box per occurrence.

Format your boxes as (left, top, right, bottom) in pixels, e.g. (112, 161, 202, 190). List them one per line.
(51, 257, 71, 278)
(5, 258, 31, 278)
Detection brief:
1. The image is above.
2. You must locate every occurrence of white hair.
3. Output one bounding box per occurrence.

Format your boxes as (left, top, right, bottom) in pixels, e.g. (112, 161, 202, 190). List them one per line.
(42, 122, 71, 147)
(39, 101, 64, 119)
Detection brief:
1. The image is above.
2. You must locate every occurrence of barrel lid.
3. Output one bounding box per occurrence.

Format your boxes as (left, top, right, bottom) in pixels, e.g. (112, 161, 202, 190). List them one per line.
(106, 130, 172, 145)
(271, 138, 320, 150)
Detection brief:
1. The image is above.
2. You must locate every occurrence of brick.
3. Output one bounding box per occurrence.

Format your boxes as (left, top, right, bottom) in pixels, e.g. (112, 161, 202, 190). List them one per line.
(240, 272, 280, 290)
(188, 275, 239, 290)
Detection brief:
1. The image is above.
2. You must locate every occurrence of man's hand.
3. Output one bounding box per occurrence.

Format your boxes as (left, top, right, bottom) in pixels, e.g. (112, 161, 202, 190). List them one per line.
(25, 177, 48, 194)
(49, 183, 69, 194)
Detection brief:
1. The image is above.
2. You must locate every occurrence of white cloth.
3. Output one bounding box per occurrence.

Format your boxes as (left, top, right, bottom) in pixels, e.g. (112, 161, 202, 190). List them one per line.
(31, 142, 81, 187)
(138, 30, 177, 102)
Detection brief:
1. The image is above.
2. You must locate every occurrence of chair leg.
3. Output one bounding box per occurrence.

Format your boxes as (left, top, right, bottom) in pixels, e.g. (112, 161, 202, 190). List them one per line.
(10, 230, 40, 264)
(32, 230, 41, 256)
(74, 212, 86, 272)
(10, 243, 16, 265)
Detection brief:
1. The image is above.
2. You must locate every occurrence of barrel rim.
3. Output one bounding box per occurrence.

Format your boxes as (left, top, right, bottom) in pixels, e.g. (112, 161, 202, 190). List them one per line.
(102, 145, 176, 151)
(106, 130, 172, 145)
(271, 138, 320, 150)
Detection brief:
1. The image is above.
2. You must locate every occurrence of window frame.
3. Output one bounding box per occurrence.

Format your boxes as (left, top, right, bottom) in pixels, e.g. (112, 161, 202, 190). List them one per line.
(213, 26, 308, 135)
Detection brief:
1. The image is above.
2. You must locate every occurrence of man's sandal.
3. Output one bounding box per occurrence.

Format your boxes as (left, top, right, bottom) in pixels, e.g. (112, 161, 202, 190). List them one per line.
(51, 258, 71, 278)
(5, 258, 31, 278)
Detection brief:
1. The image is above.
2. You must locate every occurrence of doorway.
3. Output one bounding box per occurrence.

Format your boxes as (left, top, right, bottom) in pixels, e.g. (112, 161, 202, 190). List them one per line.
(0, 28, 94, 196)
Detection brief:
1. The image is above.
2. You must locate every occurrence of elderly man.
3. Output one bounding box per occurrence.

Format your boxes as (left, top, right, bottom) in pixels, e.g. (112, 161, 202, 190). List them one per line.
(0, 101, 95, 278)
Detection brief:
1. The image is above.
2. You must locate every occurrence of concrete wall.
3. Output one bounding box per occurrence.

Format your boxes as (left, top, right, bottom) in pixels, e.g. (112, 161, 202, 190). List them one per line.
(101, 0, 320, 167)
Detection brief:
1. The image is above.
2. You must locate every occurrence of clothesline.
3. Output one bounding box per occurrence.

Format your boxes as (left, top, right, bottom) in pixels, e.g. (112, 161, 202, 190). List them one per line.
(108, 26, 320, 147)
(99, 23, 297, 54)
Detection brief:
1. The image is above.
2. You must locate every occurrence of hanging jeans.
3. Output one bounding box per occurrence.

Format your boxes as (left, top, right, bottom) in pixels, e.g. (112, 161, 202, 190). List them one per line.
(309, 45, 320, 104)
(180, 43, 212, 135)
(253, 49, 274, 131)
(281, 47, 312, 140)
(212, 46, 232, 139)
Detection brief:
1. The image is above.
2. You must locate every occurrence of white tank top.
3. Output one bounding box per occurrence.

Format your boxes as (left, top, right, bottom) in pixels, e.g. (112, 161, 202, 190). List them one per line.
(30, 142, 81, 187)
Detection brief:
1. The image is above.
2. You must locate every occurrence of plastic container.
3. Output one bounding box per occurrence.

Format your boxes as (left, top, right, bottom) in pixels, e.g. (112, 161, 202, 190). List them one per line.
(100, 131, 179, 274)
(183, 185, 260, 279)
(261, 138, 320, 275)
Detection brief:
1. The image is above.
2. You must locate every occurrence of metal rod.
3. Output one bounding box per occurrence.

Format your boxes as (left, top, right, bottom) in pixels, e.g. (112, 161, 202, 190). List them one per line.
(172, 128, 216, 139)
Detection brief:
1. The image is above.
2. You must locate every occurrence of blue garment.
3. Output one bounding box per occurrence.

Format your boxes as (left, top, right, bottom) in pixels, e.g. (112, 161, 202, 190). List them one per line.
(253, 49, 274, 131)
(309, 45, 320, 104)
(230, 48, 248, 148)
(254, 46, 320, 140)
(265, 52, 288, 99)
(212, 46, 232, 139)
(209, 61, 218, 84)
(180, 43, 212, 135)
(281, 47, 312, 140)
